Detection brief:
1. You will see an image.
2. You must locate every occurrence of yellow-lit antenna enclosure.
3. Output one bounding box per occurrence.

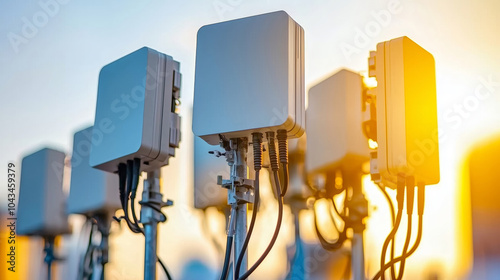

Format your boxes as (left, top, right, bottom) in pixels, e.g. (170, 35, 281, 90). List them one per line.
(373, 36, 439, 186)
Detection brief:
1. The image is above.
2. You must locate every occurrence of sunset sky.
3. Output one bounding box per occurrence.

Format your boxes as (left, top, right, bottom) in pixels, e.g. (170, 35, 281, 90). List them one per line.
(1, 0, 499, 279)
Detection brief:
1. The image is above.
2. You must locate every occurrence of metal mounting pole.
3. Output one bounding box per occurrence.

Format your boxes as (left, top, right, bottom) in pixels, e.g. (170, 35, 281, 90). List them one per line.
(286, 205, 305, 280)
(43, 236, 56, 280)
(352, 232, 365, 280)
(215, 137, 254, 280)
(346, 172, 368, 280)
(222, 209, 234, 280)
(233, 138, 248, 279)
(141, 169, 172, 280)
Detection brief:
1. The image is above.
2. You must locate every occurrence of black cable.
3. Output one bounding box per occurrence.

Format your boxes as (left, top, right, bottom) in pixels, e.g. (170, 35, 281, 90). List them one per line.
(313, 199, 347, 251)
(388, 194, 398, 279)
(131, 158, 141, 199)
(133, 160, 172, 280)
(132, 229, 174, 280)
(396, 178, 415, 280)
(282, 164, 289, 196)
(331, 197, 347, 222)
(137, 200, 164, 213)
(238, 171, 284, 280)
(234, 170, 260, 278)
(235, 133, 263, 279)
(393, 214, 412, 279)
(77, 219, 91, 280)
(389, 178, 406, 280)
(277, 130, 288, 196)
(373, 215, 422, 280)
(123, 160, 141, 233)
(118, 163, 127, 210)
(133, 217, 173, 279)
(376, 184, 396, 227)
(380, 176, 405, 280)
(113, 159, 173, 280)
(126, 160, 133, 199)
(87, 226, 96, 280)
(131, 197, 141, 227)
(130, 158, 142, 229)
(96, 215, 110, 280)
(372, 184, 425, 280)
(158, 257, 173, 280)
(113, 164, 127, 225)
(237, 132, 283, 280)
(124, 161, 134, 228)
(80, 219, 97, 280)
(376, 183, 396, 279)
(311, 183, 347, 251)
(328, 199, 341, 232)
(219, 236, 233, 280)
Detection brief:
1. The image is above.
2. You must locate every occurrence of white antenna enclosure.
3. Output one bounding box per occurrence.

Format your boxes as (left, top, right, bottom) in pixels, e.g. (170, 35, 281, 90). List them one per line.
(193, 11, 305, 144)
(68, 126, 121, 215)
(17, 148, 69, 236)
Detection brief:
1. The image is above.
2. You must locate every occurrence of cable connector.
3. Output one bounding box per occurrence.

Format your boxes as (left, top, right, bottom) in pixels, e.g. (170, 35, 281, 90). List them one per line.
(277, 130, 288, 164)
(117, 163, 127, 209)
(417, 183, 425, 216)
(396, 174, 406, 211)
(406, 177, 415, 215)
(252, 133, 263, 171)
(131, 158, 141, 199)
(266, 131, 279, 171)
(276, 130, 289, 196)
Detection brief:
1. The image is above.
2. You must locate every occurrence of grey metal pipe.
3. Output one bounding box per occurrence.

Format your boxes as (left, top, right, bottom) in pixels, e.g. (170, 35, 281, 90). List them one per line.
(144, 170, 161, 280)
(352, 232, 365, 280)
(233, 204, 247, 279)
(232, 139, 248, 279)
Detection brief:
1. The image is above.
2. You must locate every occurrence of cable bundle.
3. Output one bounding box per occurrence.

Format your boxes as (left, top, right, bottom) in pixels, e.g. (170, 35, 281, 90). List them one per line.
(373, 177, 426, 280)
(113, 159, 172, 280)
(313, 197, 348, 251)
(78, 218, 98, 280)
(217, 130, 289, 280)
(236, 131, 285, 280)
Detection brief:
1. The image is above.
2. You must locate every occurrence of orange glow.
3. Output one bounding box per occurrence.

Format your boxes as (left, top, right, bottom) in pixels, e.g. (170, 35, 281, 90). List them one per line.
(368, 139, 378, 150)
(0, 215, 30, 280)
(362, 72, 378, 89)
(458, 135, 500, 278)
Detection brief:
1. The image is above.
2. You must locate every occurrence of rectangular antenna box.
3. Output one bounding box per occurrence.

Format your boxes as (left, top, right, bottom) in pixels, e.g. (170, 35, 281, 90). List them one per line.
(193, 11, 305, 144)
(90, 47, 181, 173)
(306, 69, 370, 175)
(17, 148, 69, 236)
(372, 36, 439, 185)
(68, 126, 121, 215)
